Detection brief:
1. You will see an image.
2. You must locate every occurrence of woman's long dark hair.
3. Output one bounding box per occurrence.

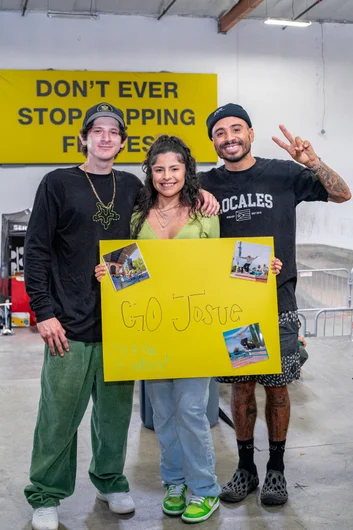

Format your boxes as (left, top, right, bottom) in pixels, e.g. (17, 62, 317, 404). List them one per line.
(132, 135, 203, 239)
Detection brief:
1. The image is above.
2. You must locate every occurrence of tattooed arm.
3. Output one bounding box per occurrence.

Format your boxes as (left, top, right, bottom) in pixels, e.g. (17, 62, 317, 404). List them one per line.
(272, 124, 351, 203)
(307, 159, 351, 203)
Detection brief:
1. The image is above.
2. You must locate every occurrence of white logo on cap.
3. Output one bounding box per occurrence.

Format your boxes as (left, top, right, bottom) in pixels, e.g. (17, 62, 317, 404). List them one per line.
(213, 107, 223, 117)
(97, 103, 113, 112)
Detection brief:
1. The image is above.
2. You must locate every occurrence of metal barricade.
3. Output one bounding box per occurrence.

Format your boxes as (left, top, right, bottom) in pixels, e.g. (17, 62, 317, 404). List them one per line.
(0, 301, 13, 335)
(297, 267, 353, 340)
(314, 308, 353, 338)
(296, 268, 352, 310)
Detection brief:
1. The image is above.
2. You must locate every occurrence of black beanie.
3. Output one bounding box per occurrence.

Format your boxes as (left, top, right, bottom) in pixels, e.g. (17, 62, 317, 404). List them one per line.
(206, 103, 252, 140)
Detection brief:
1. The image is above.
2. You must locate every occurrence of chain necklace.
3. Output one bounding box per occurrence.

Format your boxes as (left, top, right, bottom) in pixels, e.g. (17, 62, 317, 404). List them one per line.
(154, 209, 172, 231)
(155, 203, 180, 221)
(83, 166, 120, 230)
(153, 206, 187, 232)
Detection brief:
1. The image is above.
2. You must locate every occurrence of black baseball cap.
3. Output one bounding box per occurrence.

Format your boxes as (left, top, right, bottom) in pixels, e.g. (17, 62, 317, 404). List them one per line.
(82, 102, 126, 129)
(206, 103, 252, 140)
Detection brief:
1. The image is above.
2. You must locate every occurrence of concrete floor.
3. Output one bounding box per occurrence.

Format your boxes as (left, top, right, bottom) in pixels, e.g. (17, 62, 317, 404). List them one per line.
(1, 329, 353, 530)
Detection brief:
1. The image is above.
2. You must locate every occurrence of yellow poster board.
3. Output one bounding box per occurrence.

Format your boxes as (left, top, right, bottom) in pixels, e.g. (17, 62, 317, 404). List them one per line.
(0, 70, 217, 164)
(100, 238, 281, 381)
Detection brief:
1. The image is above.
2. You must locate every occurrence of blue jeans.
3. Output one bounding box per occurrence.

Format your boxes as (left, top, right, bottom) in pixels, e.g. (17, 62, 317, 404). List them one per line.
(147, 378, 221, 497)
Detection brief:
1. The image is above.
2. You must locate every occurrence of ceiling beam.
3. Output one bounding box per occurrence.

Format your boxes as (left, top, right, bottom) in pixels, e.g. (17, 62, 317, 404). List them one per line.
(282, 0, 323, 29)
(219, 0, 265, 33)
(22, 0, 29, 16)
(158, 0, 179, 21)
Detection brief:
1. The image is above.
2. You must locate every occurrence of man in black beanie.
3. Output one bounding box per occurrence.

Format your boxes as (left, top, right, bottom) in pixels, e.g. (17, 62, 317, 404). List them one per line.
(201, 103, 351, 506)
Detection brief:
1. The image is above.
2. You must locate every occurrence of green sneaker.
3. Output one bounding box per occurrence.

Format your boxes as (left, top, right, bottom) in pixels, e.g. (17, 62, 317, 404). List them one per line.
(162, 484, 187, 516)
(181, 495, 219, 523)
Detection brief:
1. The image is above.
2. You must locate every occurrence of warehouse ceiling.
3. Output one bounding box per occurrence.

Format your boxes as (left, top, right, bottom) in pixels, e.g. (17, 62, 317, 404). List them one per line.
(1, 1, 352, 28)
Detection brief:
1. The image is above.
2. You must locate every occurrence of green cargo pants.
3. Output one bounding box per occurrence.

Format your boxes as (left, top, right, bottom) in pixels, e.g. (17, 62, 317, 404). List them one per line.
(24, 340, 134, 508)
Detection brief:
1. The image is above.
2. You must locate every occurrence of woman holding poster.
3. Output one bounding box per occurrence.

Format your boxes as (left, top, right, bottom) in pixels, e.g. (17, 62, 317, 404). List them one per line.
(97, 135, 220, 524)
(96, 135, 282, 524)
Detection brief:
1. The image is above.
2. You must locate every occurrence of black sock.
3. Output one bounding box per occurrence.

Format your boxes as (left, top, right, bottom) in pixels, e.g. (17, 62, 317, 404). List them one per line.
(267, 440, 286, 473)
(237, 438, 256, 473)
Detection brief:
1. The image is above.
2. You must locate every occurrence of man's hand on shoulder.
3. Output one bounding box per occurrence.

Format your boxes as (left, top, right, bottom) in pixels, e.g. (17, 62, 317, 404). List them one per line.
(37, 317, 70, 357)
(199, 189, 220, 217)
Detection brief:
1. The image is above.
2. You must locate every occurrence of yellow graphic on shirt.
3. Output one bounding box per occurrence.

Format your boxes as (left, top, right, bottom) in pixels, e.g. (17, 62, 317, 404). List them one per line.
(93, 203, 120, 230)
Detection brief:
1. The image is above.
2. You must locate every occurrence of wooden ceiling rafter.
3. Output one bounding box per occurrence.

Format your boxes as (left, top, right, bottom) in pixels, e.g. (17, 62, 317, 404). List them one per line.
(218, 0, 265, 33)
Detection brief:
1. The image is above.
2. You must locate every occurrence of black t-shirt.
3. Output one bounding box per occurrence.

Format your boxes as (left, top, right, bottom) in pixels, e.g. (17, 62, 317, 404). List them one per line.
(200, 157, 328, 312)
(24, 166, 143, 342)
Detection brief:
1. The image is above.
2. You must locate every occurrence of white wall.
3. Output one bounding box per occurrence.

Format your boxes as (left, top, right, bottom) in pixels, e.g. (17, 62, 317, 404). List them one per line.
(0, 12, 352, 248)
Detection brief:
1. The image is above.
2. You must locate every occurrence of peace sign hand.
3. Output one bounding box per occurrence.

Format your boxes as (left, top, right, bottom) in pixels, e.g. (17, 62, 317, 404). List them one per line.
(272, 125, 320, 169)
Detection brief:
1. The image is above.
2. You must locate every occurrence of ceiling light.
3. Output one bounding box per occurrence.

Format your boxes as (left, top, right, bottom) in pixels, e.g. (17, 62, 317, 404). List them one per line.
(47, 11, 99, 20)
(264, 18, 312, 28)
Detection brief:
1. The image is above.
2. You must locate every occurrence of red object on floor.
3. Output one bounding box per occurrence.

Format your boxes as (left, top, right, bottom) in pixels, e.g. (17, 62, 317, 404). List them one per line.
(11, 275, 36, 326)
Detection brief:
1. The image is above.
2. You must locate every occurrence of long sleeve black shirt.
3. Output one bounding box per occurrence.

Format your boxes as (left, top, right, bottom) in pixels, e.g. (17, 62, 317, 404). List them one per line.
(24, 166, 143, 342)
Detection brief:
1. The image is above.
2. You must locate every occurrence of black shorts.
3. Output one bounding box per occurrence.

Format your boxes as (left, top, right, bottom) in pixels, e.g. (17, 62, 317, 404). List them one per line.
(215, 311, 300, 387)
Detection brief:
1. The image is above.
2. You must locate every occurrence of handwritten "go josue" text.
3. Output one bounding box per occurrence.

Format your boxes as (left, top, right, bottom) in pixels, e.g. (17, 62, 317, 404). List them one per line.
(120, 291, 242, 332)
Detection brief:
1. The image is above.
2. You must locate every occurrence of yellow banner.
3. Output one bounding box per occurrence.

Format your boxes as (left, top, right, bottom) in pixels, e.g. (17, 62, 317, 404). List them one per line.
(0, 70, 217, 165)
(100, 238, 281, 382)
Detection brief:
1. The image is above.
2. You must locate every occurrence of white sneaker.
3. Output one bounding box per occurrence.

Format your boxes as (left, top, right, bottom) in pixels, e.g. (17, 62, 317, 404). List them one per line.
(32, 506, 59, 530)
(97, 490, 135, 514)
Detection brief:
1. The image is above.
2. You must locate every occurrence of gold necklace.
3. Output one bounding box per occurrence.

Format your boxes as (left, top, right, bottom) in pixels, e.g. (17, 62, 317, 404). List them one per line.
(83, 167, 120, 230)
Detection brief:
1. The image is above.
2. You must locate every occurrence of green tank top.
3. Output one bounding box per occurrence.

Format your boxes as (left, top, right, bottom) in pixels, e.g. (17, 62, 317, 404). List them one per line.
(130, 211, 220, 240)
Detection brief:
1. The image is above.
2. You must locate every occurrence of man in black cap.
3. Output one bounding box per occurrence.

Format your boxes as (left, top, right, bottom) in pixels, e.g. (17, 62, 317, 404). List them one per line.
(24, 102, 143, 530)
(201, 103, 351, 506)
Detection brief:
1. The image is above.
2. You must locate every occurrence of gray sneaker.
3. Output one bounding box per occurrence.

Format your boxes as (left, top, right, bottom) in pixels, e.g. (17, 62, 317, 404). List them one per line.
(260, 469, 288, 506)
(220, 467, 259, 503)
